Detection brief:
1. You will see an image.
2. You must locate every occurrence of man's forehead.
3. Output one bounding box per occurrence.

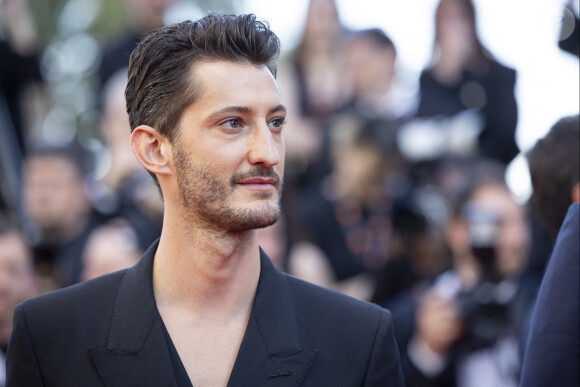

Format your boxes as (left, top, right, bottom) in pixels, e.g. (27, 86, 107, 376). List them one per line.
(184, 60, 282, 109)
(189, 59, 276, 81)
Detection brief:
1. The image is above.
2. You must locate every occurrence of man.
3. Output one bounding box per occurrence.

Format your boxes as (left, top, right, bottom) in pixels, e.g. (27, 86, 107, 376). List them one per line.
(519, 115, 580, 386)
(519, 203, 579, 387)
(7, 14, 403, 386)
(0, 216, 37, 387)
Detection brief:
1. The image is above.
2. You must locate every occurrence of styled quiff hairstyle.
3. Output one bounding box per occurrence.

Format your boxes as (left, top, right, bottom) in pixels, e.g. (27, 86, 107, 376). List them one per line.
(126, 13, 280, 143)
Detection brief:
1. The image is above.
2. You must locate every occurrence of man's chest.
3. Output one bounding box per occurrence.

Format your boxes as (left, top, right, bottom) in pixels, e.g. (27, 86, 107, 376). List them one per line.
(162, 313, 250, 386)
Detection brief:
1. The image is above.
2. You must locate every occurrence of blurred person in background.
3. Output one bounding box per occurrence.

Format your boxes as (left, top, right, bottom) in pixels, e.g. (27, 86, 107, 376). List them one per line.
(93, 67, 163, 251)
(371, 195, 450, 309)
(387, 162, 534, 387)
(284, 28, 420, 301)
(399, 0, 518, 187)
(0, 0, 43, 213)
(276, 0, 354, 275)
(23, 146, 106, 289)
(0, 0, 42, 156)
(519, 115, 579, 387)
(311, 27, 412, 181)
(278, 0, 351, 189)
(79, 219, 142, 282)
(340, 28, 413, 121)
(283, 0, 349, 125)
(97, 0, 176, 92)
(419, 0, 519, 165)
(290, 118, 405, 300)
(0, 214, 37, 387)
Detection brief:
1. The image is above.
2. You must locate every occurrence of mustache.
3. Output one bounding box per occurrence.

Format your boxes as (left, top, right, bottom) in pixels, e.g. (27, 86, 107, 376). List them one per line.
(230, 167, 281, 188)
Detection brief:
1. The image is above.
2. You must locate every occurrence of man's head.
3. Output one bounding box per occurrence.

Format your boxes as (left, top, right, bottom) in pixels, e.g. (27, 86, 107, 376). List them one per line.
(527, 114, 580, 236)
(127, 14, 286, 232)
(126, 13, 280, 144)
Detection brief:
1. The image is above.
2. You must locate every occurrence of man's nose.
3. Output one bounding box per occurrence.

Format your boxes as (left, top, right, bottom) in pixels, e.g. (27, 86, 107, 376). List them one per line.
(248, 124, 281, 167)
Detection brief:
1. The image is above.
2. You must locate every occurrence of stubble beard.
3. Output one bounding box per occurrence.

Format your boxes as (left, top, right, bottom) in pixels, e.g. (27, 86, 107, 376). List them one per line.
(174, 147, 283, 232)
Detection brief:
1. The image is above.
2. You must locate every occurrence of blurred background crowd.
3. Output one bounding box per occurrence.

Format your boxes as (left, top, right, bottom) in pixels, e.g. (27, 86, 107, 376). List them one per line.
(0, 0, 578, 386)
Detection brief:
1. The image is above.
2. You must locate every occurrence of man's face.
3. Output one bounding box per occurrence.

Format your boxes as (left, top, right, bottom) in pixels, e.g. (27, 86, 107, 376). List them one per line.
(171, 61, 286, 232)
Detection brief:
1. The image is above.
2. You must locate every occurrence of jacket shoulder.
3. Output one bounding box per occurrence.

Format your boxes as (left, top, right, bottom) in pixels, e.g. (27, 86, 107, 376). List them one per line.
(17, 270, 127, 330)
(284, 273, 390, 328)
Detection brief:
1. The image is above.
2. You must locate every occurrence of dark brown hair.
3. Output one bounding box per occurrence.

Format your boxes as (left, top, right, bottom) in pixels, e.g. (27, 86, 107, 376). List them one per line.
(527, 114, 580, 235)
(125, 13, 281, 187)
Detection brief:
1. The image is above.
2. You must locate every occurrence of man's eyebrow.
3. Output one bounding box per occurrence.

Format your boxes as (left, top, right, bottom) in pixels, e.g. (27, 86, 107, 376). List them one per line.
(208, 104, 287, 119)
(209, 106, 252, 118)
(270, 104, 287, 115)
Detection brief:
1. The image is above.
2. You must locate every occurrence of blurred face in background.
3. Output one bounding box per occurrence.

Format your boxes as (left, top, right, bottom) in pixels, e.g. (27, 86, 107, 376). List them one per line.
(435, 0, 476, 60)
(24, 154, 90, 241)
(344, 36, 396, 97)
(448, 183, 530, 279)
(469, 184, 530, 277)
(303, 0, 341, 41)
(80, 223, 141, 282)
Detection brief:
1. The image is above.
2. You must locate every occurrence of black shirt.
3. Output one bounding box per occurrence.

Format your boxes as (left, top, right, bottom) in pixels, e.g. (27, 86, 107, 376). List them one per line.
(162, 321, 194, 387)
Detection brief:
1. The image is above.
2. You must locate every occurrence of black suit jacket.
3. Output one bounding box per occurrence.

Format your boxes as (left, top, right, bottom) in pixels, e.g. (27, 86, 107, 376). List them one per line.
(519, 203, 579, 386)
(7, 241, 403, 386)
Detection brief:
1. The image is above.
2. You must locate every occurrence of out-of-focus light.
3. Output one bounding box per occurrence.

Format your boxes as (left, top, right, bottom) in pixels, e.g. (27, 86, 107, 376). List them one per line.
(42, 107, 78, 146)
(505, 153, 532, 205)
(58, 0, 102, 34)
(42, 32, 100, 80)
(164, 0, 203, 25)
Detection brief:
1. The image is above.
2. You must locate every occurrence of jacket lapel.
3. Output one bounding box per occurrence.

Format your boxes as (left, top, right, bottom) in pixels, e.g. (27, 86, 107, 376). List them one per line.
(88, 241, 177, 387)
(87, 243, 317, 387)
(227, 249, 318, 386)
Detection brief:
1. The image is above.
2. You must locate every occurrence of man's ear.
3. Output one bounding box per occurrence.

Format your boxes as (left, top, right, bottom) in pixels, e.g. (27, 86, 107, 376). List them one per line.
(130, 125, 172, 177)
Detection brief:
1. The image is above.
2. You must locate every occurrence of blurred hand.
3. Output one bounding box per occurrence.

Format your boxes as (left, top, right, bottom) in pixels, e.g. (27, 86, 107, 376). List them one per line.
(415, 291, 464, 355)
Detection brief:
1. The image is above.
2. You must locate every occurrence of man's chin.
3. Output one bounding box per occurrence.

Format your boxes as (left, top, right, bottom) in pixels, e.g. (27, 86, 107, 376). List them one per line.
(225, 205, 280, 232)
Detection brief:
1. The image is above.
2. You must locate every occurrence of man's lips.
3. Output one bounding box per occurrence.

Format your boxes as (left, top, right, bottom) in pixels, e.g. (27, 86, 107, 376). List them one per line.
(238, 178, 277, 184)
(237, 177, 278, 190)
(231, 168, 281, 191)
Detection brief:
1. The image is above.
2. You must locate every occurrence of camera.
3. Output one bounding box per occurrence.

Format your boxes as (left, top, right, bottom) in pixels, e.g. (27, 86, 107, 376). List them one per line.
(455, 201, 514, 350)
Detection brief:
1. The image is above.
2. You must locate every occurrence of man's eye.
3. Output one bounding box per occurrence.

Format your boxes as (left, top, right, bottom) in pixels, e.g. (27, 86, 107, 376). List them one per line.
(270, 118, 286, 130)
(223, 119, 241, 129)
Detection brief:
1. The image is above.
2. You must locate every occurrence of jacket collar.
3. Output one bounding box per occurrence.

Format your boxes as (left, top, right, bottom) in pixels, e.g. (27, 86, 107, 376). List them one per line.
(89, 240, 317, 386)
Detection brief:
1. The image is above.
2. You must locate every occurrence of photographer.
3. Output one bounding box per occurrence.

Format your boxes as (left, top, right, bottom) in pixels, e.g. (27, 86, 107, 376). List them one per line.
(388, 162, 534, 387)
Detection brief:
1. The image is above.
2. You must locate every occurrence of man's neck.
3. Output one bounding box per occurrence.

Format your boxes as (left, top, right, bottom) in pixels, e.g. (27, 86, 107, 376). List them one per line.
(152, 219, 261, 319)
